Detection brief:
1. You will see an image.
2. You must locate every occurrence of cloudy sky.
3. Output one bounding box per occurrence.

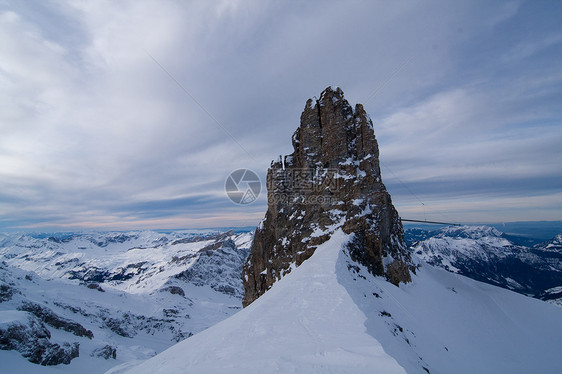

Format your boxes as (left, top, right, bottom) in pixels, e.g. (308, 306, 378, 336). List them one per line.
(1, 0, 561, 231)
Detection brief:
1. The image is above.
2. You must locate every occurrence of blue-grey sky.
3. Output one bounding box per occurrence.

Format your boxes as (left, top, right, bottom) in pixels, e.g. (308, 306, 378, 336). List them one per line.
(1, 0, 561, 231)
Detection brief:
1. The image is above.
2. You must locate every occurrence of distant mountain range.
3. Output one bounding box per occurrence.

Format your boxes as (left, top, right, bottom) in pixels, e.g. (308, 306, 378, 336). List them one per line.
(406, 225, 562, 307)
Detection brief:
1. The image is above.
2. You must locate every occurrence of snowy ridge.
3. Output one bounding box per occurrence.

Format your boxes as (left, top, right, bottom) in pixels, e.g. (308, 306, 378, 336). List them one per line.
(108, 230, 406, 374)
(0, 230, 253, 373)
(109, 230, 562, 374)
(540, 234, 562, 252)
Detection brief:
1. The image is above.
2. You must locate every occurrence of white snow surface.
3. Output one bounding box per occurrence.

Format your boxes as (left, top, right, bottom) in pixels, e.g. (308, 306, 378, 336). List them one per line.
(0, 310, 29, 326)
(110, 230, 562, 374)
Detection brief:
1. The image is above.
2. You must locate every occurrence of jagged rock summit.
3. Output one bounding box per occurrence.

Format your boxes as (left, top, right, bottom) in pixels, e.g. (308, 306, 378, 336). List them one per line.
(242, 87, 413, 307)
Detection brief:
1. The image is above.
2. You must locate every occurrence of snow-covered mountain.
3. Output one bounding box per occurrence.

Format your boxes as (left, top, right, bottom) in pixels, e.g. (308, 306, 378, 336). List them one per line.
(107, 229, 562, 374)
(540, 233, 562, 250)
(0, 230, 252, 373)
(410, 226, 562, 305)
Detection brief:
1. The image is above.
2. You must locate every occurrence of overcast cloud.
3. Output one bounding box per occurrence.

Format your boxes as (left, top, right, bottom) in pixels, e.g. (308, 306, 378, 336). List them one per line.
(1, 0, 561, 231)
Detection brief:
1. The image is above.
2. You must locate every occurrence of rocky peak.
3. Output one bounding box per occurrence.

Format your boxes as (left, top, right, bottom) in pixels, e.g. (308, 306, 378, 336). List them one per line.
(293, 87, 379, 171)
(242, 87, 413, 307)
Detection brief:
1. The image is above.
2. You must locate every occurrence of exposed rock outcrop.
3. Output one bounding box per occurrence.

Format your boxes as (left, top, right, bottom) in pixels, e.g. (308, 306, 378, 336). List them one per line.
(18, 301, 94, 339)
(91, 344, 117, 360)
(0, 311, 79, 366)
(242, 87, 413, 307)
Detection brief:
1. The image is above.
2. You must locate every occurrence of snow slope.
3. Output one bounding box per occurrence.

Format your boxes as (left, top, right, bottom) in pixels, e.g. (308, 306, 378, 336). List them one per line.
(108, 230, 405, 374)
(109, 230, 562, 374)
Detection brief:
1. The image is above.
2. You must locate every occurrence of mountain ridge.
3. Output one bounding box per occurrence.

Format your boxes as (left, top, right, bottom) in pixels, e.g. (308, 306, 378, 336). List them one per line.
(109, 230, 562, 374)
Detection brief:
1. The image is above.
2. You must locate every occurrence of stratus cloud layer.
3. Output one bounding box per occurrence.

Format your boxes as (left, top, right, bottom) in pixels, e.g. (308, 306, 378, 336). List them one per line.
(0, 0, 561, 230)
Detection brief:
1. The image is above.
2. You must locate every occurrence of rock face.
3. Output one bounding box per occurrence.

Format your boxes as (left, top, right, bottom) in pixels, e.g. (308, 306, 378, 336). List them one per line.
(242, 87, 413, 307)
